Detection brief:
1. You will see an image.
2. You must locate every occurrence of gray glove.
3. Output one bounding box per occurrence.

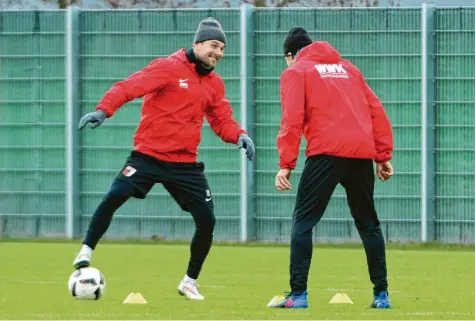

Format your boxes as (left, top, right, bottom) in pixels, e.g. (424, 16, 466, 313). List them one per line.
(79, 110, 106, 130)
(237, 134, 255, 161)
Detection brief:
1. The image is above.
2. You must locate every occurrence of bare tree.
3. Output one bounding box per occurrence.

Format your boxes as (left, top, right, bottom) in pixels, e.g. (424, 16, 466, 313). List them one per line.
(276, 0, 296, 7)
(59, 0, 68, 8)
(56, 0, 401, 9)
(265, 0, 401, 7)
(388, 0, 401, 6)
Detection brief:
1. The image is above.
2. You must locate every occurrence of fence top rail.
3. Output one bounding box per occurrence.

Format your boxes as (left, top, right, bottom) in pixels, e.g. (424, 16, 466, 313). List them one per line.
(80, 7, 420, 11)
(0, 9, 66, 12)
(254, 5, 474, 9)
(0, 6, 473, 13)
(84, 6, 474, 10)
(0, 8, 239, 12)
(0, 8, 429, 13)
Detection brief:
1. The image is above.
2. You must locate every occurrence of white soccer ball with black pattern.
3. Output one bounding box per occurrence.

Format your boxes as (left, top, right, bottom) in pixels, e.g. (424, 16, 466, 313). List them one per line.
(68, 267, 106, 300)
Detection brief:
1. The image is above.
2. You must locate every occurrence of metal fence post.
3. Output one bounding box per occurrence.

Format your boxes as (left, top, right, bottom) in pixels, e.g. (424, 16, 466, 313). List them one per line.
(240, 4, 256, 242)
(421, 1, 436, 242)
(65, 6, 81, 239)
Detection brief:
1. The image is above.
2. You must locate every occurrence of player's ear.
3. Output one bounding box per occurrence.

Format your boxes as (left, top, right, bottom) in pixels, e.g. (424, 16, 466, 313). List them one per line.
(284, 56, 294, 67)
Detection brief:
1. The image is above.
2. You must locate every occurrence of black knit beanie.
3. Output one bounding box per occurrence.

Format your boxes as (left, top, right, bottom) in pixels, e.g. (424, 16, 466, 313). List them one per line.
(283, 27, 312, 57)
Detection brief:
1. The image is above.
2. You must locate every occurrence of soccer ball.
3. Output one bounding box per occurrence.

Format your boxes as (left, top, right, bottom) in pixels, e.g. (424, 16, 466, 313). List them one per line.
(68, 267, 106, 300)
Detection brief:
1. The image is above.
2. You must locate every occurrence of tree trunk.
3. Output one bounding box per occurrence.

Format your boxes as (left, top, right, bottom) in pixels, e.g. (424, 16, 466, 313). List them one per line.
(58, 0, 68, 8)
(276, 0, 295, 7)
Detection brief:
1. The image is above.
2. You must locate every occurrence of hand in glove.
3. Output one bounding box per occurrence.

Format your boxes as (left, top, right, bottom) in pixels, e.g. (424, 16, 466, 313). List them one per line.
(237, 134, 255, 161)
(79, 110, 106, 130)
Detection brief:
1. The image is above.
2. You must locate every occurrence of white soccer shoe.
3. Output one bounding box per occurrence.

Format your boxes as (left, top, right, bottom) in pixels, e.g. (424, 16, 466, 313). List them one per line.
(73, 252, 91, 269)
(177, 279, 205, 300)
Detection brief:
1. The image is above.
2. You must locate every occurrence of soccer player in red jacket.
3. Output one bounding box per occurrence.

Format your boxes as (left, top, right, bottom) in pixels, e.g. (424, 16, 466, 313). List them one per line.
(268, 28, 394, 309)
(73, 18, 255, 300)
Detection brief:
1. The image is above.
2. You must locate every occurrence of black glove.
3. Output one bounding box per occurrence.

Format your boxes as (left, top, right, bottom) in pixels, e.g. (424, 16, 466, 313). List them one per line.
(79, 110, 106, 130)
(237, 134, 255, 161)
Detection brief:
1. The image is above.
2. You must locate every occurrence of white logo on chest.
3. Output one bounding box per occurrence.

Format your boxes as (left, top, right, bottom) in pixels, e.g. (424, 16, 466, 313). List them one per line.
(179, 78, 189, 88)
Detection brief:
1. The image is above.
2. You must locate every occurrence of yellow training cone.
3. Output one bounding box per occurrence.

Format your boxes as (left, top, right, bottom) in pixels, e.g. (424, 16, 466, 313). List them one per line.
(123, 292, 148, 304)
(267, 295, 286, 307)
(329, 292, 353, 304)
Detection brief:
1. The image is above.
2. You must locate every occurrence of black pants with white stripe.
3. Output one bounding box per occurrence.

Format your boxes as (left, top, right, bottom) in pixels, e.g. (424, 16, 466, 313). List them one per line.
(84, 151, 215, 280)
(289, 154, 388, 296)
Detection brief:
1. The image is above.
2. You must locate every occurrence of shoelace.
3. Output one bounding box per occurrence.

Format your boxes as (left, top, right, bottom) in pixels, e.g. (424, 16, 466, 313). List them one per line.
(185, 280, 200, 289)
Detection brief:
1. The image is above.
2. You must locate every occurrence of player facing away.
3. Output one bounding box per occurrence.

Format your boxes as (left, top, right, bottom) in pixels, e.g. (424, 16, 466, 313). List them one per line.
(268, 27, 394, 309)
(72, 17, 255, 300)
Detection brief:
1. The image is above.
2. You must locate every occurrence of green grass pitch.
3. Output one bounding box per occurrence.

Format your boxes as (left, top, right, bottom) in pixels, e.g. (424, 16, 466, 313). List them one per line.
(0, 241, 474, 320)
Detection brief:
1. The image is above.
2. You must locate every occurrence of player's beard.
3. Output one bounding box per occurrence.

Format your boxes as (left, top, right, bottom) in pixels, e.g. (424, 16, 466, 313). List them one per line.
(203, 54, 219, 68)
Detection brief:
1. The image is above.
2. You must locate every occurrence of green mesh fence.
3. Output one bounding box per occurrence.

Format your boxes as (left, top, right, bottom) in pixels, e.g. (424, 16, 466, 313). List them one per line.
(434, 8, 475, 243)
(0, 8, 473, 244)
(0, 10, 66, 237)
(79, 10, 242, 241)
(254, 8, 423, 243)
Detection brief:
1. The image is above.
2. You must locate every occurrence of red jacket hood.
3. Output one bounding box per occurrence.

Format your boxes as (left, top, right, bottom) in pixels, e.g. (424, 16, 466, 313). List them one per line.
(296, 41, 341, 63)
(169, 49, 193, 68)
(169, 48, 187, 61)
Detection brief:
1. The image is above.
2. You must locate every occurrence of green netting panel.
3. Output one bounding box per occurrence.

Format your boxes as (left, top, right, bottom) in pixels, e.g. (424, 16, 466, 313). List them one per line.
(79, 10, 241, 241)
(254, 8, 422, 242)
(1, 8, 473, 244)
(0, 10, 66, 238)
(435, 8, 475, 244)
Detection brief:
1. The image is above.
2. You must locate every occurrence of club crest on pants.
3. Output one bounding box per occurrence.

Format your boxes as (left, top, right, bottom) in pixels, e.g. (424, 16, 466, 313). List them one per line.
(123, 166, 137, 177)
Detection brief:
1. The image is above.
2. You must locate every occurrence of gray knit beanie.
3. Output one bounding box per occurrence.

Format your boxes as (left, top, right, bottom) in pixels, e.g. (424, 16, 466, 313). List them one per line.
(194, 17, 226, 45)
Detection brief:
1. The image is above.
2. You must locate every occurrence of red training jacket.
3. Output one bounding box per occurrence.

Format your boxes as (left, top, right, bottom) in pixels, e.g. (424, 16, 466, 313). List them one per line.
(277, 41, 394, 170)
(95, 49, 246, 163)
